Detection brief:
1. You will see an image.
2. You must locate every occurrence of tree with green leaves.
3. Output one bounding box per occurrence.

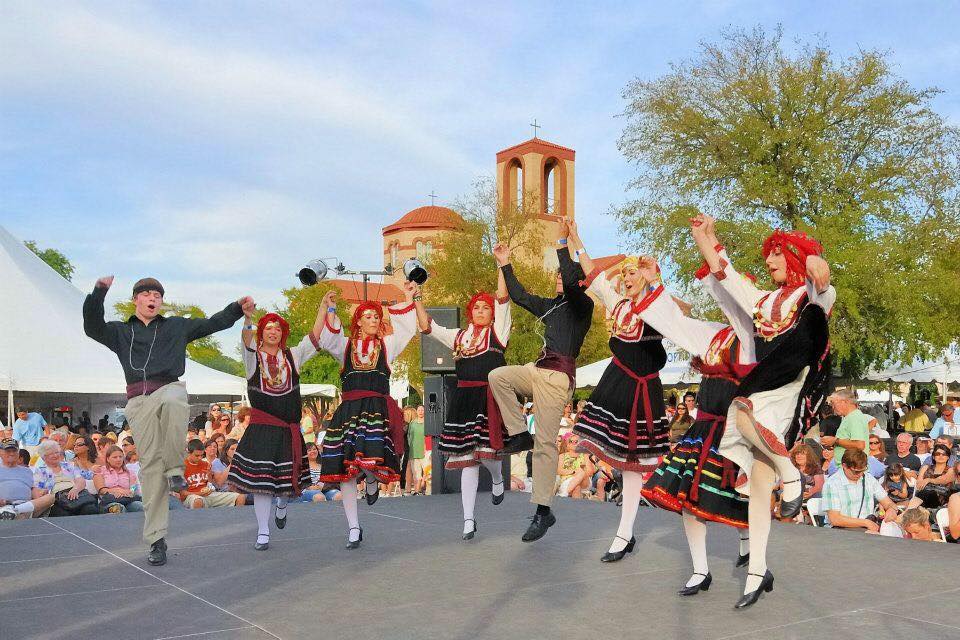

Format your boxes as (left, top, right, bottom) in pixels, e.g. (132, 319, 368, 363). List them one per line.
(114, 299, 244, 376)
(273, 282, 347, 387)
(25, 240, 75, 281)
(615, 26, 960, 376)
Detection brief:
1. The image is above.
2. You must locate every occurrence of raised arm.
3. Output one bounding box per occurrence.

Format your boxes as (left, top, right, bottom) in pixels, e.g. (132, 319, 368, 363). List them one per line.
(383, 282, 420, 363)
(492, 266, 512, 343)
(566, 219, 595, 275)
(698, 249, 757, 362)
(185, 297, 250, 341)
(289, 296, 330, 371)
(635, 281, 726, 357)
(314, 290, 348, 361)
(691, 214, 767, 315)
(83, 277, 121, 352)
(493, 243, 553, 318)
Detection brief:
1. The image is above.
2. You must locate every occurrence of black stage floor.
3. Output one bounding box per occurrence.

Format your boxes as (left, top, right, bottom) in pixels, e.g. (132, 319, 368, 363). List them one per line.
(2, 493, 959, 640)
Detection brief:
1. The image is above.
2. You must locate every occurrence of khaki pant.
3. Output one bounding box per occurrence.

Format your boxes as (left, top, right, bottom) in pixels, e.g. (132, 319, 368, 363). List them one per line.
(184, 491, 242, 509)
(124, 382, 189, 545)
(409, 457, 426, 487)
(489, 363, 571, 507)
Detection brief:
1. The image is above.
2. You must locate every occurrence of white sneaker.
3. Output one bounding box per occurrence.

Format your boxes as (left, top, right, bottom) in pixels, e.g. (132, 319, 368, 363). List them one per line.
(0, 506, 18, 520)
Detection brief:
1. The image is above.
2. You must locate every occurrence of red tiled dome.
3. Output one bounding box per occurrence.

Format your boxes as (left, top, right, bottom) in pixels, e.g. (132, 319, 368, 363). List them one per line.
(382, 206, 464, 235)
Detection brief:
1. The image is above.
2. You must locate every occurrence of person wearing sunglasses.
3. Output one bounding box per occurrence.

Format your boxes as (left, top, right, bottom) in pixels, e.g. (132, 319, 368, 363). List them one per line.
(907, 444, 957, 510)
(930, 404, 960, 439)
(822, 448, 898, 532)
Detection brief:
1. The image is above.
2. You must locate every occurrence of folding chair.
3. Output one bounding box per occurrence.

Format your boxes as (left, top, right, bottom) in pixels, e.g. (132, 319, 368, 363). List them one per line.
(804, 498, 824, 527)
(937, 507, 951, 542)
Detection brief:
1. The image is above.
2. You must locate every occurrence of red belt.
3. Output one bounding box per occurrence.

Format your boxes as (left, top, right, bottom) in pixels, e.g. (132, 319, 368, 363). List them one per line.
(341, 390, 406, 459)
(249, 408, 305, 494)
(457, 380, 505, 450)
(612, 357, 660, 452)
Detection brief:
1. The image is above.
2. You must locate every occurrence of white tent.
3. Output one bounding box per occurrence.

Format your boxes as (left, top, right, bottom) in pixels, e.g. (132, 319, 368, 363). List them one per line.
(575, 345, 701, 388)
(856, 389, 904, 404)
(867, 351, 960, 402)
(0, 224, 247, 424)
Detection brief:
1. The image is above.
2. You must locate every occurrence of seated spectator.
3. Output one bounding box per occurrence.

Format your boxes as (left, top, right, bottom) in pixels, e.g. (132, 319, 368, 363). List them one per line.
(821, 445, 835, 475)
(668, 405, 694, 444)
(121, 437, 136, 460)
(793, 443, 824, 499)
(180, 439, 244, 508)
(298, 443, 342, 502)
(210, 432, 227, 457)
(822, 449, 898, 532)
(887, 433, 922, 480)
(32, 440, 98, 516)
(883, 463, 911, 504)
(186, 425, 200, 442)
(930, 404, 960, 439)
(593, 457, 615, 501)
(827, 453, 885, 479)
(202, 439, 226, 488)
(895, 507, 942, 542)
(211, 438, 240, 491)
(935, 435, 958, 466)
(204, 404, 224, 438)
(94, 445, 143, 513)
(18, 448, 31, 467)
(70, 436, 99, 482)
(229, 406, 251, 441)
(47, 431, 75, 462)
(215, 414, 233, 439)
(868, 435, 887, 465)
(94, 435, 112, 465)
(125, 449, 140, 481)
(556, 434, 594, 499)
(0, 438, 55, 519)
(908, 444, 956, 510)
(916, 437, 933, 464)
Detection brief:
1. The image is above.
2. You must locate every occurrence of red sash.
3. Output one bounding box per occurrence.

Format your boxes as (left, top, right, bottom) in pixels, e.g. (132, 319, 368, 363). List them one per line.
(612, 357, 660, 452)
(457, 380, 505, 450)
(249, 408, 305, 495)
(341, 390, 406, 459)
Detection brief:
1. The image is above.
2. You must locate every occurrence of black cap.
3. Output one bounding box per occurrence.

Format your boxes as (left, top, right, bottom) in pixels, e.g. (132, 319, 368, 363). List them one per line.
(0, 438, 18, 450)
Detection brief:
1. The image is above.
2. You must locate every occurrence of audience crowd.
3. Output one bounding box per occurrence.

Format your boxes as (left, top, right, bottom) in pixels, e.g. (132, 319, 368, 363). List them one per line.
(3, 394, 959, 546)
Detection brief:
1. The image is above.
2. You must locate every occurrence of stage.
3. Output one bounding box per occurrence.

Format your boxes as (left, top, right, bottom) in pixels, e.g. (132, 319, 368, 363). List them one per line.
(2, 494, 958, 640)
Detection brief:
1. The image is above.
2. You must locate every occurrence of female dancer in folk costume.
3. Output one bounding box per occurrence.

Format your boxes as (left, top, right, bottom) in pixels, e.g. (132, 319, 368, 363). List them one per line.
(419, 267, 513, 540)
(315, 282, 423, 549)
(691, 214, 834, 609)
(565, 221, 672, 562)
(629, 251, 754, 595)
(229, 311, 322, 550)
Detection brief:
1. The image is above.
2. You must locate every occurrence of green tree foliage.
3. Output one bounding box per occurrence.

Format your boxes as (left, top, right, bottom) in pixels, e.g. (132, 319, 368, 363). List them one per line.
(615, 26, 960, 375)
(25, 240, 75, 281)
(274, 282, 347, 386)
(113, 300, 244, 376)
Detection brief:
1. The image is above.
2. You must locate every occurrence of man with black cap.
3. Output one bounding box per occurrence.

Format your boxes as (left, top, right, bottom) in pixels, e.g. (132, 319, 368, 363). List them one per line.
(0, 438, 55, 520)
(83, 275, 254, 565)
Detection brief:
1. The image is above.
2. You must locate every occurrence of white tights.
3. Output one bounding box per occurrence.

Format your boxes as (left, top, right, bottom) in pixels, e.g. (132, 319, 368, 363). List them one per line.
(679, 514, 751, 587)
(460, 460, 504, 535)
(744, 456, 777, 594)
(339, 477, 361, 542)
(734, 405, 801, 503)
(608, 470, 643, 553)
(253, 493, 272, 542)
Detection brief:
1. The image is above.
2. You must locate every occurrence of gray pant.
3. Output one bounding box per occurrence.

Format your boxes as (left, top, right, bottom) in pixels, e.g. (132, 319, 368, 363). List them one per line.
(489, 363, 571, 507)
(124, 382, 189, 545)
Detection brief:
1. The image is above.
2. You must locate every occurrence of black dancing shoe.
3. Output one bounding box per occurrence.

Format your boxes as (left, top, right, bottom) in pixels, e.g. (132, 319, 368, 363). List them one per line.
(366, 486, 380, 506)
(600, 535, 635, 563)
(147, 538, 167, 566)
(463, 518, 478, 541)
(734, 570, 774, 609)
(779, 479, 803, 520)
(678, 572, 712, 596)
(275, 510, 287, 529)
(521, 511, 556, 542)
(497, 432, 534, 456)
(167, 475, 187, 493)
(736, 552, 750, 568)
(491, 481, 505, 506)
(346, 527, 363, 550)
(254, 534, 270, 551)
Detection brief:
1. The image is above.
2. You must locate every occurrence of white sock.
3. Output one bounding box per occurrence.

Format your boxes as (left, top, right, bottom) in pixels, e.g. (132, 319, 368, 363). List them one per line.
(461, 465, 480, 534)
(738, 529, 750, 556)
(14, 502, 35, 516)
(745, 458, 776, 595)
(253, 493, 272, 538)
(682, 512, 709, 587)
(609, 470, 643, 553)
(340, 479, 361, 541)
(481, 459, 504, 496)
(275, 496, 288, 519)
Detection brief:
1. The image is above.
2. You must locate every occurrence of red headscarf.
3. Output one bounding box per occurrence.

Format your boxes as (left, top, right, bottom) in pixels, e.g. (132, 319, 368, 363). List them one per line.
(465, 292, 496, 327)
(350, 301, 384, 357)
(257, 313, 290, 349)
(762, 229, 823, 288)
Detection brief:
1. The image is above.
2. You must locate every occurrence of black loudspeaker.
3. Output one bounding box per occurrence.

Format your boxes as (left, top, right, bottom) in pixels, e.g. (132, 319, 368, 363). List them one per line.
(425, 373, 510, 495)
(421, 306, 459, 373)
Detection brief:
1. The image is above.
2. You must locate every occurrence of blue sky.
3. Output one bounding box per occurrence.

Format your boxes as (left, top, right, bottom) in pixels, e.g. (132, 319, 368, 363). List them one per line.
(3, 2, 959, 344)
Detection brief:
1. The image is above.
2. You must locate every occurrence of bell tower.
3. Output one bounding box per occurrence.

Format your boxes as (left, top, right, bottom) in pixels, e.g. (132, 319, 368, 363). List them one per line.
(495, 134, 576, 269)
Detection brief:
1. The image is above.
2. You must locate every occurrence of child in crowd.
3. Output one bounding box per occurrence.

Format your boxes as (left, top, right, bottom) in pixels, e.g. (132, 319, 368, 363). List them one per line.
(181, 439, 244, 509)
(883, 463, 911, 504)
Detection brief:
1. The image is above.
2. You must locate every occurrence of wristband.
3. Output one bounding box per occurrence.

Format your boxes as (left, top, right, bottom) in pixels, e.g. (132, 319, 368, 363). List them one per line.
(243, 324, 255, 331)
(412, 295, 423, 301)
(327, 307, 337, 313)
(557, 238, 568, 246)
